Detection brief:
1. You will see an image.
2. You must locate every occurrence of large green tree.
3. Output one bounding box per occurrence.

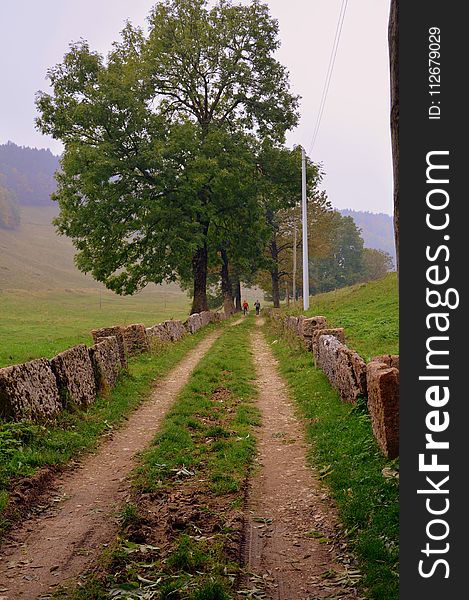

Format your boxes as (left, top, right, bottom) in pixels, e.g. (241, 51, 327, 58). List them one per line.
(36, 0, 299, 313)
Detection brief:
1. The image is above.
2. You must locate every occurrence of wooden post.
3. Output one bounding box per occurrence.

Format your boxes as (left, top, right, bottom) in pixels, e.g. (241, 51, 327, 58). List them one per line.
(389, 0, 399, 276)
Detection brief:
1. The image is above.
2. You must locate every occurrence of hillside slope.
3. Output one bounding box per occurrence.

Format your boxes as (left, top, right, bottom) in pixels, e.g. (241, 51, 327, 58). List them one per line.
(304, 272, 398, 360)
(0, 205, 103, 290)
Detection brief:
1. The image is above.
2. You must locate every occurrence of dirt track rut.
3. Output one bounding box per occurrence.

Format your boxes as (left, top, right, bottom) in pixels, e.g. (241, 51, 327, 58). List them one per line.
(0, 330, 221, 599)
(244, 323, 357, 599)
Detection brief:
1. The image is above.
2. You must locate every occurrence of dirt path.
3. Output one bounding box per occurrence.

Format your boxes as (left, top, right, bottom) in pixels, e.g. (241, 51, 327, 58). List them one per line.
(0, 330, 222, 599)
(244, 322, 359, 599)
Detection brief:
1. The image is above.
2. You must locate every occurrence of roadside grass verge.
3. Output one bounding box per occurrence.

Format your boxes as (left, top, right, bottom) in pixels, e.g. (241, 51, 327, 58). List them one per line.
(0, 287, 190, 368)
(289, 273, 398, 360)
(265, 327, 399, 600)
(58, 319, 259, 599)
(0, 324, 218, 535)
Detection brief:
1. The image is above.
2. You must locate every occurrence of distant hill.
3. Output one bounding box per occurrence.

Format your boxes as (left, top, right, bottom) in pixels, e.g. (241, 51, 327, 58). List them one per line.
(339, 209, 396, 266)
(0, 142, 59, 217)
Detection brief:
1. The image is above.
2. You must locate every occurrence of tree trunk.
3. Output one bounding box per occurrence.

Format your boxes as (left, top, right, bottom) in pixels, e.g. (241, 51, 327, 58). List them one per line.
(190, 242, 209, 314)
(270, 239, 281, 308)
(234, 278, 242, 312)
(220, 247, 235, 315)
(389, 0, 399, 276)
(271, 270, 280, 308)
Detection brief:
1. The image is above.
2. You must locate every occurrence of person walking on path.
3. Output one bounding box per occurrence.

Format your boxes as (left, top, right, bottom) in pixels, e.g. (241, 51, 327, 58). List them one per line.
(254, 300, 261, 316)
(242, 300, 249, 316)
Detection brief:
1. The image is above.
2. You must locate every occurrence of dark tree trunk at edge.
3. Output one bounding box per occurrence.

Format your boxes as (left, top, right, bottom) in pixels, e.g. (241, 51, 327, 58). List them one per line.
(389, 0, 399, 276)
(191, 243, 209, 314)
(220, 247, 235, 315)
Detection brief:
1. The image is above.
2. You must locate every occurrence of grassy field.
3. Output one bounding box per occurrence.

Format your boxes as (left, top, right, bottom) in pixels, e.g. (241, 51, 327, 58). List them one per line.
(0, 204, 193, 367)
(0, 287, 191, 368)
(293, 273, 399, 360)
(0, 205, 266, 369)
(0, 206, 106, 290)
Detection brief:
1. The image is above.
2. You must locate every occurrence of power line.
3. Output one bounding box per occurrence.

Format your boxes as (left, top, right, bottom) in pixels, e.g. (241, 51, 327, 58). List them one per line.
(309, 0, 348, 155)
(308, 0, 349, 156)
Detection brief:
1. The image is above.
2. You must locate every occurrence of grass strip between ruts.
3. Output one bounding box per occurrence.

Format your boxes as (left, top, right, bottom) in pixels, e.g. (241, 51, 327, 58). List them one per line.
(0, 322, 219, 534)
(264, 324, 399, 600)
(55, 318, 259, 600)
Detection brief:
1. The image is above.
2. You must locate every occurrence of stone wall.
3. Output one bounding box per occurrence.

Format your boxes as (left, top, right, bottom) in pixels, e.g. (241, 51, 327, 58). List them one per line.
(315, 335, 367, 404)
(185, 310, 221, 333)
(311, 328, 345, 362)
(265, 310, 399, 457)
(0, 358, 62, 421)
(121, 324, 151, 356)
(213, 312, 227, 322)
(91, 326, 128, 369)
(146, 320, 187, 349)
(185, 313, 203, 334)
(199, 311, 211, 327)
(366, 356, 400, 459)
(51, 344, 97, 408)
(1, 311, 219, 423)
(146, 323, 172, 343)
(281, 314, 329, 353)
(283, 315, 301, 336)
(89, 336, 122, 394)
(162, 320, 186, 342)
(300, 316, 328, 337)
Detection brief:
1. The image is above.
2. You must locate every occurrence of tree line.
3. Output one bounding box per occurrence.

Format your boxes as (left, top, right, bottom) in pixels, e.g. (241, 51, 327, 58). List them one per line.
(0, 141, 59, 230)
(0, 142, 59, 208)
(256, 203, 393, 304)
(34, 0, 392, 312)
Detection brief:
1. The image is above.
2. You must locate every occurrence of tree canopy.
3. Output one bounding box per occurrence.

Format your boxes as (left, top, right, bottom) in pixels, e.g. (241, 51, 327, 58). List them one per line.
(36, 0, 301, 313)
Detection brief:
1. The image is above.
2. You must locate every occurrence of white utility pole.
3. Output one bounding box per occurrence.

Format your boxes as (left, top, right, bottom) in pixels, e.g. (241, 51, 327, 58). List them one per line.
(292, 219, 297, 303)
(301, 147, 309, 310)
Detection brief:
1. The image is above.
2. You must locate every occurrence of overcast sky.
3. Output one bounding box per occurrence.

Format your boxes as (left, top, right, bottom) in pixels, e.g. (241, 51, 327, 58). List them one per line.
(0, 0, 392, 214)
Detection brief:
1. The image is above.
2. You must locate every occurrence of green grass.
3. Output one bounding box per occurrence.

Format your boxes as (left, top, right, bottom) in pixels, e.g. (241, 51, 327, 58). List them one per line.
(136, 319, 259, 495)
(266, 335, 399, 600)
(0, 324, 216, 533)
(0, 287, 191, 367)
(0, 205, 192, 367)
(266, 275, 400, 599)
(289, 273, 398, 360)
(61, 319, 259, 599)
